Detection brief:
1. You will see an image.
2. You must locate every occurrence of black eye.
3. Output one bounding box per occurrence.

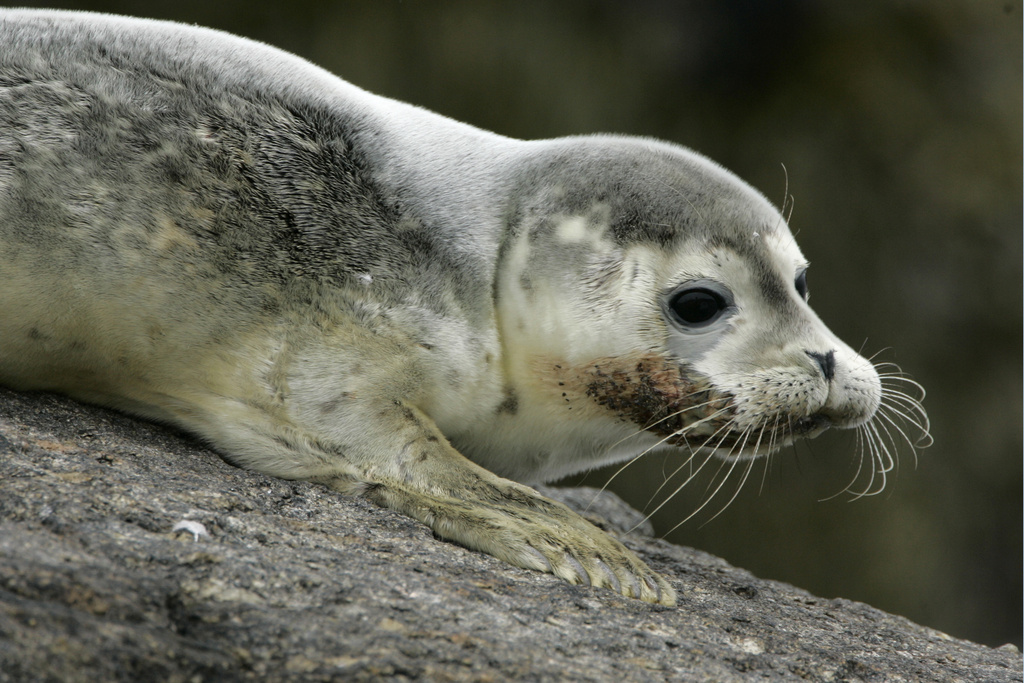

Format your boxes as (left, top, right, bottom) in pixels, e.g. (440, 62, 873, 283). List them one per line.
(668, 288, 727, 326)
(795, 269, 809, 300)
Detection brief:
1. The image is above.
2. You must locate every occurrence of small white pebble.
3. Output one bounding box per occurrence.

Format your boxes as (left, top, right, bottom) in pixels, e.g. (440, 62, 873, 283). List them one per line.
(172, 520, 208, 542)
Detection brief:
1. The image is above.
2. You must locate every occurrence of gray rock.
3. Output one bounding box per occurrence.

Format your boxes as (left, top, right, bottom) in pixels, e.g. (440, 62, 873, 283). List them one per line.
(1, 387, 1019, 682)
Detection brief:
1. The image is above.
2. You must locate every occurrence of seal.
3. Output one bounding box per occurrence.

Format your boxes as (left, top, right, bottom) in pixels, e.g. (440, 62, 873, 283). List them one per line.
(0, 10, 928, 605)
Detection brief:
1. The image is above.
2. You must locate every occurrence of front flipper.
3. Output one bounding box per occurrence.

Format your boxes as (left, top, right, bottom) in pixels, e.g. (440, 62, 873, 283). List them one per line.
(315, 402, 676, 606)
(363, 477, 676, 605)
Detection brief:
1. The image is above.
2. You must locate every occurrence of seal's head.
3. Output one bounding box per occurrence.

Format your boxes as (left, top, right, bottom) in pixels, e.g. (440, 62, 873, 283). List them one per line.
(483, 136, 926, 488)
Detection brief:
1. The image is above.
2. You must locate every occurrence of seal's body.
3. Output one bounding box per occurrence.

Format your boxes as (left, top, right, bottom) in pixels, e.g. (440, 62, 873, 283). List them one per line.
(0, 11, 925, 605)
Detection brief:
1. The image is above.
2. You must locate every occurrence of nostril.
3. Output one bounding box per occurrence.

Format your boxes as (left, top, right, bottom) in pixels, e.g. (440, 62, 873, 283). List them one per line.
(806, 350, 836, 382)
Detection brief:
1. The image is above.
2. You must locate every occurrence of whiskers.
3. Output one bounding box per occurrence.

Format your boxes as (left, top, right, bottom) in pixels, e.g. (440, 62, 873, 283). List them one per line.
(598, 361, 930, 535)
(825, 362, 931, 501)
(654, 413, 783, 536)
(592, 390, 733, 506)
(633, 411, 783, 535)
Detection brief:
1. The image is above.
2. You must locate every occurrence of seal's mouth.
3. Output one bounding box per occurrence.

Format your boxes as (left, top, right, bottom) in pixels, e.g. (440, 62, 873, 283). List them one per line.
(792, 414, 832, 439)
(679, 413, 834, 460)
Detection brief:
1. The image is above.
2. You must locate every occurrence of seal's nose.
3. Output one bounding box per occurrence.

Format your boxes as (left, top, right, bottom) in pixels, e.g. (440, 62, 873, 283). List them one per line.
(806, 350, 836, 382)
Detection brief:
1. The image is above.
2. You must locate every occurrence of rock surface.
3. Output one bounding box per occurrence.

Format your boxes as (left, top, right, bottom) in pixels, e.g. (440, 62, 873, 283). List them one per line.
(1, 387, 1019, 682)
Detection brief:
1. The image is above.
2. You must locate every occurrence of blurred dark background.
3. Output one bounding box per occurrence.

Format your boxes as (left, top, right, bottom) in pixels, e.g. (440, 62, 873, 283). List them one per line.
(18, 0, 1020, 649)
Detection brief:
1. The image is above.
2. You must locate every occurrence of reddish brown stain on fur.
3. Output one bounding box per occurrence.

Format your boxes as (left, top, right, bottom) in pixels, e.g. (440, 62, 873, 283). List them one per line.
(546, 353, 737, 447)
